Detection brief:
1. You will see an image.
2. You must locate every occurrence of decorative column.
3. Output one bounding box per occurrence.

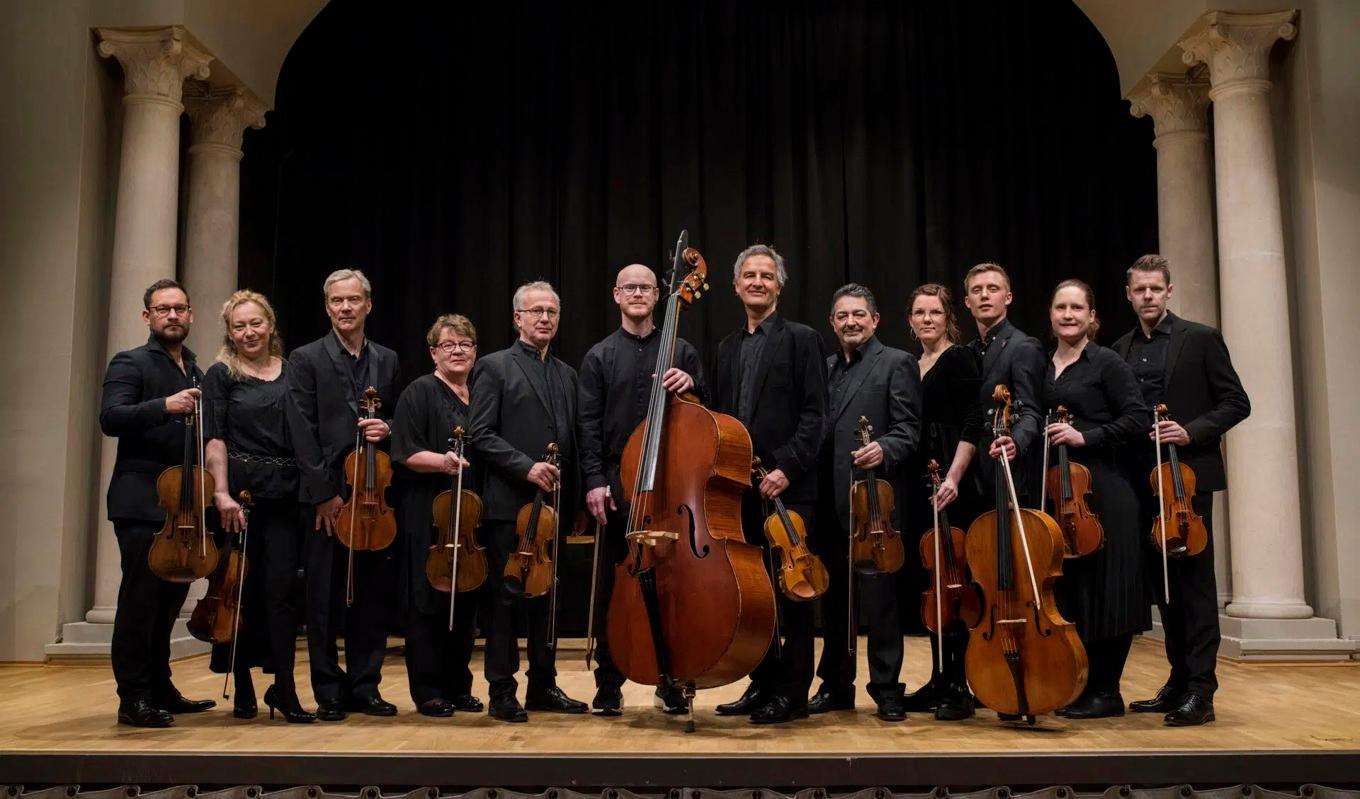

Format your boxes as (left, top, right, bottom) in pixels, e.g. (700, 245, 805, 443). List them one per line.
(183, 86, 268, 356)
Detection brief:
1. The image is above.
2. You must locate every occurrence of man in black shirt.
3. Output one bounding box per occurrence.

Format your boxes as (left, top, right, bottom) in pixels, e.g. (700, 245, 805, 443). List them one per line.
(712, 244, 828, 724)
(1113, 255, 1250, 727)
(577, 263, 704, 715)
(99, 278, 214, 727)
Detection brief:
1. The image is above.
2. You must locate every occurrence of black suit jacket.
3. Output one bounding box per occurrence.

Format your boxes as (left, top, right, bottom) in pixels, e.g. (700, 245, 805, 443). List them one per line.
(819, 337, 922, 527)
(100, 336, 204, 523)
(467, 341, 580, 521)
(285, 332, 401, 507)
(970, 318, 1046, 498)
(1112, 313, 1250, 492)
(712, 313, 828, 505)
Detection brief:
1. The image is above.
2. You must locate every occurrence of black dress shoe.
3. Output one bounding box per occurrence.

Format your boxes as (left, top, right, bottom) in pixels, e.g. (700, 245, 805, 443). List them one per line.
(348, 694, 398, 716)
(934, 686, 975, 722)
(316, 699, 347, 722)
(808, 686, 855, 714)
(1130, 683, 1184, 713)
(902, 679, 941, 712)
(593, 686, 623, 716)
(233, 677, 257, 719)
(118, 698, 174, 728)
(716, 683, 767, 716)
(654, 680, 688, 715)
(875, 695, 907, 722)
(418, 698, 455, 717)
(1056, 691, 1125, 719)
(155, 693, 217, 714)
(525, 685, 588, 714)
(264, 686, 317, 724)
(1165, 694, 1215, 726)
(489, 694, 529, 723)
(233, 700, 258, 720)
(450, 694, 484, 713)
(750, 695, 809, 725)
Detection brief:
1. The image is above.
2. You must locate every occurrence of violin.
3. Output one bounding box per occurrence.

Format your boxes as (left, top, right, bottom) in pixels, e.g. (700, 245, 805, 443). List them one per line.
(504, 443, 559, 600)
(964, 384, 1086, 723)
(755, 459, 830, 602)
(427, 425, 487, 631)
(1042, 405, 1104, 558)
(1150, 402, 1208, 560)
(849, 416, 904, 574)
(148, 376, 220, 582)
(920, 460, 982, 652)
(607, 233, 775, 715)
(189, 490, 251, 699)
(336, 386, 397, 605)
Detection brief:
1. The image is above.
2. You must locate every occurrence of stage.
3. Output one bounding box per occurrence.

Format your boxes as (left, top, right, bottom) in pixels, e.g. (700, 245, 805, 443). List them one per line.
(1, 637, 1357, 791)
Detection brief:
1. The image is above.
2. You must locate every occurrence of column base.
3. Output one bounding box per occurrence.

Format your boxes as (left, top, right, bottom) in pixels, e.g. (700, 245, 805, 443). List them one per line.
(1147, 611, 1358, 661)
(43, 619, 210, 664)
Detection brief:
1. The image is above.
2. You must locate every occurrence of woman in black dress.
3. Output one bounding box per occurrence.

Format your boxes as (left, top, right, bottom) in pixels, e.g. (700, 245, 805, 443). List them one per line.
(391, 314, 483, 717)
(901, 284, 982, 721)
(1042, 279, 1151, 719)
(204, 290, 315, 723)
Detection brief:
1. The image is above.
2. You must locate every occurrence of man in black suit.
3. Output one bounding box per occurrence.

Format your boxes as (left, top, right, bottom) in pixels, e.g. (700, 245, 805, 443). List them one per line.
(711, 244, 828, 724)
(963, 263, 1046, 501)
(808, 284, 922, 722)
(100, 278, 216, 727)
(467, 280, 588, 722)
(1113, 254, 1250, 727)
(285, 268, 401, 721)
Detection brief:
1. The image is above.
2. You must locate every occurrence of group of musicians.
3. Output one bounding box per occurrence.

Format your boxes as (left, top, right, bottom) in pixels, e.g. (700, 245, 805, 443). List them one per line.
(100, 248, 1248, 730)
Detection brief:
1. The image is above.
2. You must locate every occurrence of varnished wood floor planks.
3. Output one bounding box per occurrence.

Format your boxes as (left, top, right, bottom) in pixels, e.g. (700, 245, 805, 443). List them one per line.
(1, 637, 1357, 757)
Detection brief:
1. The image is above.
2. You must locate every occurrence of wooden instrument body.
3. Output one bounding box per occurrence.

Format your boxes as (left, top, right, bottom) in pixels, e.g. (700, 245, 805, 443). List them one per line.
(762, 502, 831, 601)
(149, 463, 220, 583)
(849, 478, 905, 573)
(1148, 459, 1208, 557)
(427, 488, 487, 592)
(336, 444, 397, 551)
(1043, 449, 1104, 558)
(188, 544, 246, 644)
(608, 394, 776, 689)
(919, 522, 982, 632)
(507, 493, 556, 598)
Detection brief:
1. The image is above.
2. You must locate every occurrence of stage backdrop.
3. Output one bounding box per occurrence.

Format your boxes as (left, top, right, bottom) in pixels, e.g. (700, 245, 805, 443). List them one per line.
(238, 0, 1158, 635)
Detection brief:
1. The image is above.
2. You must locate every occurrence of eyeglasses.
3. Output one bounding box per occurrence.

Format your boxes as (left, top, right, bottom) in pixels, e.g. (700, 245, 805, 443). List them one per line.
(615, 284, 658, 295)
(517, 307, 560, 319)
(434, 341, 476, 353)
(149, 304, 191, 317)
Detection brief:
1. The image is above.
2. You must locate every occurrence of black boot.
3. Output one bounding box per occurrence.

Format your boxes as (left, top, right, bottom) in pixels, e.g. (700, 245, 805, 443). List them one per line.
(233, 670, 258, 719)
(904, 633, 946, 712)
(935, 629, 975, 721)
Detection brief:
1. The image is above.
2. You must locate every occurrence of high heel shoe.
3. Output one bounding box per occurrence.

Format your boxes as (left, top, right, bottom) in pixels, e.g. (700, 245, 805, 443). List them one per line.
(264, 685, 317, 724)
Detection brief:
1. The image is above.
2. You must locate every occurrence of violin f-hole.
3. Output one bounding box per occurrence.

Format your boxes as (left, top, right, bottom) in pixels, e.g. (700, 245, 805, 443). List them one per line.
(679, 504, 708, 559)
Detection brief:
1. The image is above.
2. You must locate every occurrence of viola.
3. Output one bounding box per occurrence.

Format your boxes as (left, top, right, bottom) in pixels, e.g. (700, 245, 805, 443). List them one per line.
(189, 490, 251, 699)
(148, 376, 220, 582)
(1150, 402, 1208, 560)
(754, 460, 830, 602)
(920, 459, 982, 645)
(336, 386, 397, 605)
(426, 425, 487, 630)
(964, 384, 1086, 723)
(504, 443, 559, 600)
(849, 416, 904, 574)
(1042, 405, 1104, 558)
(608, 233, 776, 715)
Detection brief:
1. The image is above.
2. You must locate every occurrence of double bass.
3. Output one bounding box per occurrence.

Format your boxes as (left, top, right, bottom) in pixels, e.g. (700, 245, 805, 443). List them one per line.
(849, 416, 905, 574)
(1042, 405, 1104, 558)
(426, 425, 487, 631)
(754, 460, 830, 602)
(1149, 403, 1208, 602)
(189, 490, 252, 699)
(964, 385, 1086, 724)
(607, 232, 776, 725)
(336, 386, 397, 605)
(148, 377, 220, 582)
(920, 460, 981, 670)
(503, 444, 559, 600)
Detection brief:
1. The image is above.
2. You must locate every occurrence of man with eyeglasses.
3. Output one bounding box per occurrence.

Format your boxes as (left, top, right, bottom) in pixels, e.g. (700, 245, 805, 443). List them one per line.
(100, 278, 216, 727)
(285, 268, 401, 722)
(577, 263, 705, 716)
(467, 280, 587, 722)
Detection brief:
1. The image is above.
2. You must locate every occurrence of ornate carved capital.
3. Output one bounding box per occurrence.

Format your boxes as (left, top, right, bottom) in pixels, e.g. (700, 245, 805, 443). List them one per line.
(1129, 74, 1210, 139)
(1179, 10, 1297, 89)
(185, 85, 269, 153)
(96, 26, 213, 104)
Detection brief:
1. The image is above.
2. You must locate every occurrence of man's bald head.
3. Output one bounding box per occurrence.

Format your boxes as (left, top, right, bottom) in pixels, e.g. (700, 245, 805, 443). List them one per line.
(613, 263, 661, 325)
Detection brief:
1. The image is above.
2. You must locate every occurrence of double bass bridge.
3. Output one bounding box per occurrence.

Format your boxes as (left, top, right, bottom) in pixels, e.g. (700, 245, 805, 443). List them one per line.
(626, 529, 679, 547)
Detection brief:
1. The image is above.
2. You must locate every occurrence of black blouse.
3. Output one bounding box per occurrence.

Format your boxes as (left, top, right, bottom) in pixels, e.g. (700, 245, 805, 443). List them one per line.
(919, 344, 983, 462)
(391, 373, 476, 495)
(1042, 344, 1150, 453)
(201, 360, 298, 499)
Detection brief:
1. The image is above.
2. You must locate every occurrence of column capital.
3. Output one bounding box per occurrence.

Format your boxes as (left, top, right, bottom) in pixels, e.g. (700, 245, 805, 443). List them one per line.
(1179, 10, 1297, 94)
(96, 26, 213, 106)
(185, 85, 268, 155)
(1129, 73, 1211, 140)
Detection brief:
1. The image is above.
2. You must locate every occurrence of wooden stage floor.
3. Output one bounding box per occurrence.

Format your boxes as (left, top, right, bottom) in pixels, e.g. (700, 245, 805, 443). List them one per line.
(2, 637, 1358, 789)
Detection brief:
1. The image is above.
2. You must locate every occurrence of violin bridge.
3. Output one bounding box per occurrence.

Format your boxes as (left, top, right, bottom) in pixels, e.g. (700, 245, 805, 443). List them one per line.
(625, 529, 680, 547)
(998, 617, 1028, 626)
(946, 582, 965, 589)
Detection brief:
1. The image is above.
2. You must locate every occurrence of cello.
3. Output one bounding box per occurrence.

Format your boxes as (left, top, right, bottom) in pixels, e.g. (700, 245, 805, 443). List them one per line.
(849, 416, 905, 574)
(189, 490, 252, 699)
(964, 384, 1086, 724)
(503, 444, 559, 601)
(754, 460, 830, 602)
(427, 425, 487, 631)
(336, 386, 397, 605)
(1149, 403, 1209, 602)
(148, 376, 220, 582)
(1042, 405, 1104, 558)
(920, 459, 981, 671)
(607, 232, 776, 726)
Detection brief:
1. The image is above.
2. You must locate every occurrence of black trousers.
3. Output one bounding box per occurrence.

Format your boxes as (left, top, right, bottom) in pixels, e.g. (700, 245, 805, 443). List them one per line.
(112, 520, 192, 704)
(304, 528, 392, 703)
(404, 587, 480, 705)
(482, 520, 558, 699)
(1148, 492, 1220, 699)
(742, 494, 815, 702)
(814, 518, 904, 702)
(590, 508, 628, 692)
